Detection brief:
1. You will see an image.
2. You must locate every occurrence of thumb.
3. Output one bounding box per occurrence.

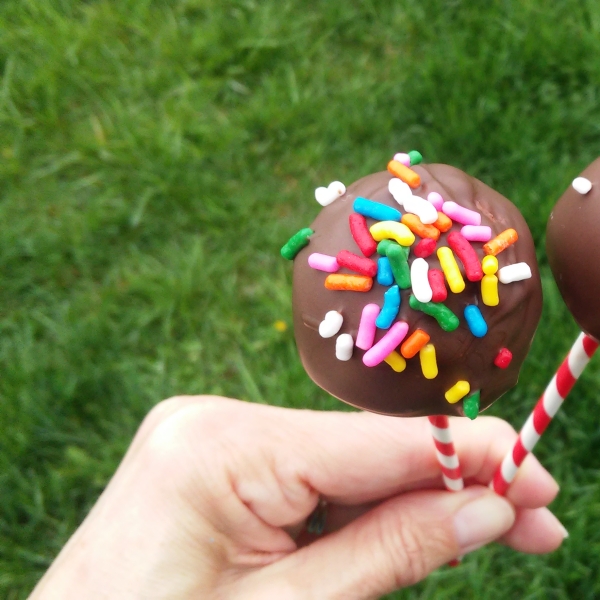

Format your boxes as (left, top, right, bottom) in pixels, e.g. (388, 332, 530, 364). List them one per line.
(256, 486, 514, 598)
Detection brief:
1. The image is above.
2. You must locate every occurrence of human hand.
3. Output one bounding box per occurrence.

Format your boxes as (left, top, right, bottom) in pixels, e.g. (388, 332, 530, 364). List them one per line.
(31, 396, 565, 599)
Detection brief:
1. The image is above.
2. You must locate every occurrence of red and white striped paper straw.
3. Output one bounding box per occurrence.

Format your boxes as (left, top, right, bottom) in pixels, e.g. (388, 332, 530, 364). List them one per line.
(429, 415, 464, 566)
(492, 332, 599, 496)
(428, 415, 464, 492)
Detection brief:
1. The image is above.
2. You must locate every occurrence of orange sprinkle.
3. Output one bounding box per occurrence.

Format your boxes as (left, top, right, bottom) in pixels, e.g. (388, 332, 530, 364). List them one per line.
(387, 160, 421, 189)
(400, 329, 431, 359)
(324, 274, 373, 292)
(401, 214, 440, 240)
(483, 228, 518, 256)
(433, 211, 453, 233)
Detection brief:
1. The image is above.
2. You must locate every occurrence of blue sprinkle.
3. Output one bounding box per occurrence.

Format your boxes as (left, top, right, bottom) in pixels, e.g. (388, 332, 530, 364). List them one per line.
(354, 197, 401, 222)
(376, 285, 401, 329)
(377, 257, 394, 286)
(464, 305, 488, 337)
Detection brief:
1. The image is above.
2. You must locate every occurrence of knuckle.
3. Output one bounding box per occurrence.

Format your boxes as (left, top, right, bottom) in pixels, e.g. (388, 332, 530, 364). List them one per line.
(143, 413, 193, 470)
(143, 396, 189, 429)
(140, 395, 227, 439)
(142, 397, 233, 467)
(139, 396, 194, 439)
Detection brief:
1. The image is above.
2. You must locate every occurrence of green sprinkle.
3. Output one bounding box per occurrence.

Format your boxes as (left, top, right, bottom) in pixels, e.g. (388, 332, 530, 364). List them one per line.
(408, 150, 423, 166)
(377, 239, 403, 256)
(463, 391, 481, 420)
(387, 244, 411, 289)
(409, 295, 460, 331)
(377, 239, 393, 256)
(280, 228, 314, 260)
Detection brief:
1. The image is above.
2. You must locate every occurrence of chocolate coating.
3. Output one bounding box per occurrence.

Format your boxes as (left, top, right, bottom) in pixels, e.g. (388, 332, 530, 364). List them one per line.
(547, 157, 600, 341)
(293, 165, 542, 417)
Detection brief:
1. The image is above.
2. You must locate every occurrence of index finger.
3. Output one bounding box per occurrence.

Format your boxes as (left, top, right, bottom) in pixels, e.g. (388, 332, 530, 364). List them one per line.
(287, 409, 558, 509)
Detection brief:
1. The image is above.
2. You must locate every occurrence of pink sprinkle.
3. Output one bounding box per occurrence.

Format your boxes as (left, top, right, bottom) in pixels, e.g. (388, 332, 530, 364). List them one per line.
(363, 321, 409, 367)
(461, 225, 492, 242)
(356, 304, 380, 350)
(393, 153, 411, 167)
(308, 253, 339, 273)
(442, 201, 481, 226)
(427, 192, 444, 210)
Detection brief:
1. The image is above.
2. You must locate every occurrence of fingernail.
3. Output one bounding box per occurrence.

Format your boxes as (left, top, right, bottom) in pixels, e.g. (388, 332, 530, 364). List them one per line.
(453, 493, 515, 554)
(559, 523, 569, 539)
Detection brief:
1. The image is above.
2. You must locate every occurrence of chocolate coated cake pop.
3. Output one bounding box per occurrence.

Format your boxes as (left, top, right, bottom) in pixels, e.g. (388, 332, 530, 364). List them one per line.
(284, 159, 543, 417)
(547, 157, 600, 341)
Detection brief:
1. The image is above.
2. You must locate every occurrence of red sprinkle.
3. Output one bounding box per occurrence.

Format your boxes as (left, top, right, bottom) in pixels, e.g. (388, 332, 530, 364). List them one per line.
(349, 213, 377, 257)
(336, 249, 377, 277)
(428, 268, 447, 302)
(494, 348, 513, 369)
(447, 231, 483, 282)
(413, 238, 437, 258)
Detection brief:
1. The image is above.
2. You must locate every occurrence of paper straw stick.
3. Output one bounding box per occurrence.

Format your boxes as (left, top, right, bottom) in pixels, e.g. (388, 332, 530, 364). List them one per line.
(428, 415, 464, 491)
(428, 415, 464, 566)
(492, 332, 599, 496)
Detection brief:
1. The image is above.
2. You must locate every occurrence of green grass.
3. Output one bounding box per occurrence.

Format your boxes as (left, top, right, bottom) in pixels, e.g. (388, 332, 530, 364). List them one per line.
(2, 0, 600, 597)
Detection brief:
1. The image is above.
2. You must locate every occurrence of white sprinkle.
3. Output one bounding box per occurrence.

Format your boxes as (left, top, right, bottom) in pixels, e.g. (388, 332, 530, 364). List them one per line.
(572, 177, 592, 195)
(315, 187, 334, 206)
(403, 195, 438, 225)
(411, 258, 433, 303)
(315, 181, 346, 206)
(318, 310, 344, 338)
(388, 177, 412, 206)
(498, 263, 532, 284)
(335, 333, 354, 361)
(328, 180, 346, 196)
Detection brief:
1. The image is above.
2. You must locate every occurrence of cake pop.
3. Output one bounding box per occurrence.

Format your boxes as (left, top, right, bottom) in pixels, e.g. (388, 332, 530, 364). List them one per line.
(284, 160, 543, 419)
(547, 157, 600, 340)
(492, 158, 600, 495)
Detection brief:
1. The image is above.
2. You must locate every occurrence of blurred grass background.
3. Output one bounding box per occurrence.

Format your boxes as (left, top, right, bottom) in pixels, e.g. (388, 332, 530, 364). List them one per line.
(1, 0, 600, 597)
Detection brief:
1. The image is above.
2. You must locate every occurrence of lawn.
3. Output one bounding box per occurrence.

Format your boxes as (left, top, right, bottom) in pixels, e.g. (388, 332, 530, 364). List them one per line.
(2, 0, 600, 597)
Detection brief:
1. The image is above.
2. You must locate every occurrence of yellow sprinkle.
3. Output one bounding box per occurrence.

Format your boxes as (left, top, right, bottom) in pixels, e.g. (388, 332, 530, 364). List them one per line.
(482, 255, 499, 275)
(481, 274, 499, 306)
(369, 221, 415, 247)
(273, 320, 287, 332)
(384, 350, 407, 372)
(445, 381, 471, 404)
(437, 247, 465, 294)
(419, 344, 438, 379)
